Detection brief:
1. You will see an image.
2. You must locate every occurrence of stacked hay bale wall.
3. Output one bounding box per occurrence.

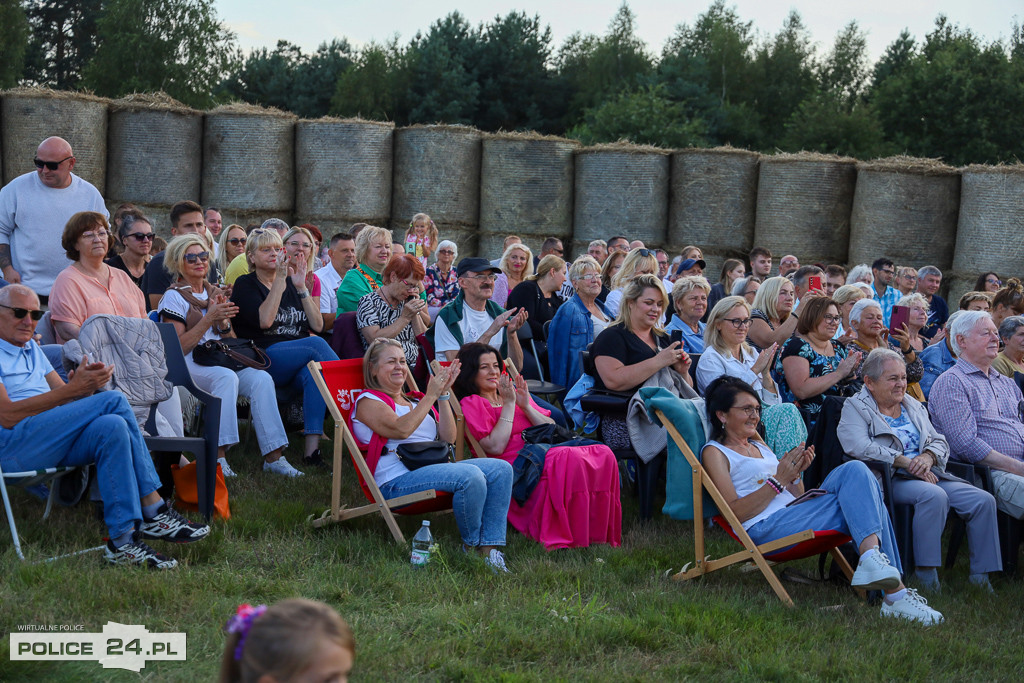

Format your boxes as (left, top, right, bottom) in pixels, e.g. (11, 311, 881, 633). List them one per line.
(478, 133, 579, 259)
(294, 117, 393, 240)
(1, 87, 109, 191)
(573, 144, 670, 256)
(392, 125, 482, 257)
(848, 157, 960, 274)
(754, 153, 857, 267)
(107, 93, 203, 237)
(201, 103, 296, 227)
(949, 164, 1024, 305)
(668, 146, 759, 277)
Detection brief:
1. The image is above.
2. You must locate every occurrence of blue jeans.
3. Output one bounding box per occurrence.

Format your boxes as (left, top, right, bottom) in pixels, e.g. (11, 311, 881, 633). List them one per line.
(264, 336, 339, 435)
(746, 460, 903, 573)
(379, 458, 513, 547)
(0, 392, 160, 540)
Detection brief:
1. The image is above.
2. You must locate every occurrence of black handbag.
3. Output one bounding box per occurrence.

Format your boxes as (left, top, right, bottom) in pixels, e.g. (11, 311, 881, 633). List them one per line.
(396, 440, 455, 470)
(193, 338, 271, 372)
(522, 423, 577, 445)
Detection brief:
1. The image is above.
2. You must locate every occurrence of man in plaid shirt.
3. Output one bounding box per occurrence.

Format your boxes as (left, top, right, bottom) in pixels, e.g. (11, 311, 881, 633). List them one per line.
(929, 310, 1024, 519)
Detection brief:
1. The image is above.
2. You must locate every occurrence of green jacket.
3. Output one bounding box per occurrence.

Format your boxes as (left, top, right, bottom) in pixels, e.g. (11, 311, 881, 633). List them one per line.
(427, 290, 509, 358)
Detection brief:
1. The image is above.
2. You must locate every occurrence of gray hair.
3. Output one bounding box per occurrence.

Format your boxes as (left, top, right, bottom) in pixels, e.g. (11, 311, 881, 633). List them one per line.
(917, 265, 942, 280)
(0, 283, 38, 307)
(998, 315, 1024, 341)
(862, 348, 905, 381)
(260, 218, 289, 235)
(849, 298, 882, 325)
(588, 239, 607, 249)
(949, 310, 992, 356)
(436, 239, 457, 262)
(896, 292, 930, 313)
(118, 212, 153, 240)
(731, 276, 755, 296)
(672, 275, 711, 303)
(945, 310, 964, 331)
(846, 264, 873, 285)
(569, 255, 601, 282)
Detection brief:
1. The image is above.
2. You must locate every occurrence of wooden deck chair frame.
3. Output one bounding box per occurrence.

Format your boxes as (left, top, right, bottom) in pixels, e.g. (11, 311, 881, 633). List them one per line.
(429, 359, 487, 460)
(307, 359, 441, 544)
(655, 409, 858, 607)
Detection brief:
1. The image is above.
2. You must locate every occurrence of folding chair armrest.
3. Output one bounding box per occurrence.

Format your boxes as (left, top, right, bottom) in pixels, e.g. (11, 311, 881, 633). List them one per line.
(945, 460, 978, 487)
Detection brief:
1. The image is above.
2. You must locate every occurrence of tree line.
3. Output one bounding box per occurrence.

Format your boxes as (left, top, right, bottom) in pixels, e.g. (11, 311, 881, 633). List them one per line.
(2, 0, 1023, 166)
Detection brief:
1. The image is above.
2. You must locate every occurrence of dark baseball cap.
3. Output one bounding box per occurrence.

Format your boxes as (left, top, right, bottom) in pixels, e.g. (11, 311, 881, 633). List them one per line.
(456, 257, 501, 278)
(676, 258, 707, 275)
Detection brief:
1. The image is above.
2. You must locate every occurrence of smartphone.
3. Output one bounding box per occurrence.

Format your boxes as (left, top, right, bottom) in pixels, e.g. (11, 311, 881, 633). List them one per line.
(808, 275, 823, 292)
(670, 330, 683, 347)
(889, 305, 910, 337)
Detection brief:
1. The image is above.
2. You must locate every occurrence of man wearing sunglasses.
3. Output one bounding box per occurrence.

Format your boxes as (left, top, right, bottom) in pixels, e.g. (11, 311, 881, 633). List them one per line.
(0, 137, 108, 302)
(0, 284, 209, 568)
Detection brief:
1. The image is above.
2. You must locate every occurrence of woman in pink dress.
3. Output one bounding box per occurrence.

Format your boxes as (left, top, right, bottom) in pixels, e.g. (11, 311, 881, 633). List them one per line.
(455, 342, 621, 550)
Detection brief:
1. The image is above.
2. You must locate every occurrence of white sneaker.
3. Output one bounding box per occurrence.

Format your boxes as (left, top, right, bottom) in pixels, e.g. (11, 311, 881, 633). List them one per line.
(880, 588, 944, 625)
(217, 457, 237, 478)
(485, 548, 510, 574)
(851, 549, 902, 591)
(263, 457, 304, 478)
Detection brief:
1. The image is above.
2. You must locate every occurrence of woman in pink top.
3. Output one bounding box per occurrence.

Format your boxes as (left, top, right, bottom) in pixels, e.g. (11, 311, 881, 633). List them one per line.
(49, 211, 147, 343)
(455, 342, 621, 550)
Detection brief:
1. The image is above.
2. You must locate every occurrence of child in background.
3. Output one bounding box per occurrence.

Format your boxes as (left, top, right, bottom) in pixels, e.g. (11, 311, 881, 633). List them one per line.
(220, 599, 355, 683)
(404, 213, 438, 268)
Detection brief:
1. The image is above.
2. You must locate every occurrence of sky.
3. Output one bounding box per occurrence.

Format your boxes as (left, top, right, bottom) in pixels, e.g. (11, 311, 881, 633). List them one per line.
(215, 0, 1021, 63)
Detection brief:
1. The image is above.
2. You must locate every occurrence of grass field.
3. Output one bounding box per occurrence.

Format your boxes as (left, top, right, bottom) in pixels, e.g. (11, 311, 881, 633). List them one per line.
(1, 433, 1022, 682)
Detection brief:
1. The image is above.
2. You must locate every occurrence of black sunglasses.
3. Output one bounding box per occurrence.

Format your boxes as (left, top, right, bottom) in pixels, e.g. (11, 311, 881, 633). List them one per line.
(184, 251, 211, 263)
(33, 156, 73, 171)
(126, 232, 155, 242)
(227, 237, 247, 246)
(0, 304, 44, 321)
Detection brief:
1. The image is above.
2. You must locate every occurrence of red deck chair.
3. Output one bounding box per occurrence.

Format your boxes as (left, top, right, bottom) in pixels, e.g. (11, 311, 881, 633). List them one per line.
(307, 359, 452, 544)
(654, 409, 860, 607)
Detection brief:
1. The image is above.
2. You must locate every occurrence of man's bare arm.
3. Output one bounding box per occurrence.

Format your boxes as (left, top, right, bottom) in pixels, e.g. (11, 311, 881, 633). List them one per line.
(0, 243, 12, 270)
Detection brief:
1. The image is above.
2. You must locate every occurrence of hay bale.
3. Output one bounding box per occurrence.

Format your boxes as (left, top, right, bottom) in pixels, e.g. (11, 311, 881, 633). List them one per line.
(573, 143, 670, 252)
(107, 93, 202, 204)
(753, 152, 857, 265)
(1, 87, 108, 190)
(294, 117, 393, 227)
(952, 164, 1024, 290)
(848, 156, 960, 270)
(479, 133, 579, 256)
(392, 124, 483, 255)
(201, 103, 296, 213)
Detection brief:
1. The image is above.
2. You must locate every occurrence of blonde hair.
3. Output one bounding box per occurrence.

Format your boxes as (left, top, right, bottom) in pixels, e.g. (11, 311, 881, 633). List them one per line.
(164, 234, 211, 280)
(751, 276, 794, 323)
(499, 243, 534, 279)
(615, 274, 668, 333)
(569, 255, 601, 283)
(959, 290, 993, 310)
(611, 248, 659, 290)
(282, 227, 316, 271)
(705, 296, 752, 356)
(406, 213, 438, 258)
(530, 254, 565, 282)
(671, 275, 711, 304)
(355, 225, 393, 265)
(219, 599, 354, 683)
(217, 224, 245, 276)
(832, 284, 866, 307)
(245, 227, 284, 269)
(363, 338, 407, 392)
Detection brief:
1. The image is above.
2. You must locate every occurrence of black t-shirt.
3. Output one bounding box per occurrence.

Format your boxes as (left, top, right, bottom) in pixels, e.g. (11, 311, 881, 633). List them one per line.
(591, 323, 670, 393)
(231, 272, 310, 348)
(105, 254, 143, 290)
(507, 279, 561, 341)
(141, 251, 221, 311)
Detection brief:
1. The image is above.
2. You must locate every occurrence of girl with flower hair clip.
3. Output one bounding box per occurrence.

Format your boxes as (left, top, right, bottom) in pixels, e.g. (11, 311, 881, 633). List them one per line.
(404, 212, 438, 268)
(220, 599, 355, 683)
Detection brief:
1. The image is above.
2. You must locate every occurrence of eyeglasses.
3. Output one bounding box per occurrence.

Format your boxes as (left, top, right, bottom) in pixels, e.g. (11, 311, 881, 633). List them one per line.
(466, 273, 497, 282)
(81, 230, 109, 241)
(286, 241, 313, 250)
(227, 238, 247, 246)
(987, 278, 1002, 286)
(400, 279, 420, 290)
(880, 269, 895, 276)
(126, 232, 155, 242)
(184, 251, 210, 263)
(438, 249, 455, 255)
(722, 317, 752, 328)
(731, 404, 761, 417)
(0, 304, 44, 321)
(823, 315, 842, 324)
(33, 156, 73, 171)
(575, 274, 600, 282)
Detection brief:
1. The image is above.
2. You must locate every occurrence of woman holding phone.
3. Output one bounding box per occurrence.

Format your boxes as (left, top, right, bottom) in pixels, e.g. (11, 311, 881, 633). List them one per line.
(847, 298, 924, 399)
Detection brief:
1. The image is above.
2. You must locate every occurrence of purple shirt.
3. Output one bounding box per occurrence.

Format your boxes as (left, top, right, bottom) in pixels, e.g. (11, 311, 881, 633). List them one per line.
(928, 357, 1024, 463)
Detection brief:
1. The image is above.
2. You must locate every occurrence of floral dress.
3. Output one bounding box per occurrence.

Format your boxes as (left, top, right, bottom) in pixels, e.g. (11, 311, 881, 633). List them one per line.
(424, 264, 459, 308)
(774, 336, 852, 418)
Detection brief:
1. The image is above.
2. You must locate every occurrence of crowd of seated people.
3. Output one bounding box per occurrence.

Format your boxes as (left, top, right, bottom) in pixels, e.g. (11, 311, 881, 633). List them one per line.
(4, 133, 1024, 618)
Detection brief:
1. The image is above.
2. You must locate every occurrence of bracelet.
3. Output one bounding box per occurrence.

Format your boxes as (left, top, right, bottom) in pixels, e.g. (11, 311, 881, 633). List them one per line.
(902, 347, 914, 356)
(437, 393, 450, 401)
(765, 476, 783, 494)
(296, 289, 310, 299)
(218, 324, 231, 333)
(499, 417, 514, 424)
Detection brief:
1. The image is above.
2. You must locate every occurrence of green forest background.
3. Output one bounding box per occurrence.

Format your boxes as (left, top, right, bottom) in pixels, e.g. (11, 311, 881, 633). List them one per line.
(2, 0, 1023, 166)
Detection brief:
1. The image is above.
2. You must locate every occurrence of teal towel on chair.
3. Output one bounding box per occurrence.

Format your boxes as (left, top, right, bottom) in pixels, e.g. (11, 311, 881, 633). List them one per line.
(640, 387, 717, 520)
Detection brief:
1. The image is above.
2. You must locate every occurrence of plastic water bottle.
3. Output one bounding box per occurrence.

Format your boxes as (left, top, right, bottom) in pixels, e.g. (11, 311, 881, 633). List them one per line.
(410, 520, 433, 568)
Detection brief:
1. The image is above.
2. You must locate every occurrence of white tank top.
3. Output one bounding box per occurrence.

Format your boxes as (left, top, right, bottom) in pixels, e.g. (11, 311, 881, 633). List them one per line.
(704, 439, 795, 530)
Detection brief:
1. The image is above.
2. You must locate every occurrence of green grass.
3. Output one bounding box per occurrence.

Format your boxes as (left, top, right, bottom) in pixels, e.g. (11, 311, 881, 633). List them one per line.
(1, 435, 1022, 682)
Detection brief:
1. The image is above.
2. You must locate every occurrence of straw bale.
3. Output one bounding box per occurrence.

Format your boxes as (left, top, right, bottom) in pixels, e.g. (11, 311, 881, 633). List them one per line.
(753, 153, 857, 265)
(1, 88, 108, 190)
(668, 147, 759, 258)
(295, 118, 393, 226)
(107, 96, 202, 204)
(951, 164, 1024, 282)
(202, 105, 297, 212)
(479, 136, 578, 248)
(573, 146, 670, 248)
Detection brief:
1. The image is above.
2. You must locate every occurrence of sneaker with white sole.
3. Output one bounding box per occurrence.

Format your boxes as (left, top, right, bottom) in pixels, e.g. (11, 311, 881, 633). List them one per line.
(263, 457, 304, 477)
(217, 457, 237, 478)
(880, 588, 944, 625)
(105, 534, 178, 570)
(485, 548, 511, 574)
(851, 548, 902, 591)
(140, 504, 210, 544)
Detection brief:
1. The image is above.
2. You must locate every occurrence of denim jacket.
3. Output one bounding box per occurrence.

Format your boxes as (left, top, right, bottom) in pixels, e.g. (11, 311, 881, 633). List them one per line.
(919, 340, 955, 400)
(547, 294, 610, 389)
